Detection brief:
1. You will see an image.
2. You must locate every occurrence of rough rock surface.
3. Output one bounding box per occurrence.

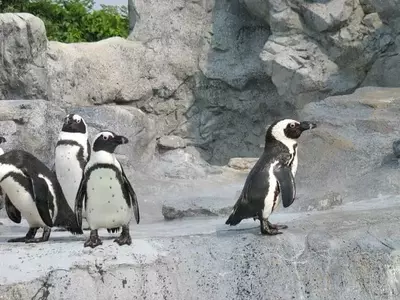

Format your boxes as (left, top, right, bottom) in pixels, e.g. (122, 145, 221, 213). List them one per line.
(257, 0, 393, 106)
(2, 197, 400, 300)
(0, 13, 48, 100)
(3, 0, 400, 164)
(297, 86, 400, 206)
(157, 135, 186, 150)
(227, 157, 258, 170)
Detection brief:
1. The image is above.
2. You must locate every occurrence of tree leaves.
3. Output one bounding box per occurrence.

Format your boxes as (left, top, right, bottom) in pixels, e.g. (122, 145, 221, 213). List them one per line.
(0, 0, 129, 43)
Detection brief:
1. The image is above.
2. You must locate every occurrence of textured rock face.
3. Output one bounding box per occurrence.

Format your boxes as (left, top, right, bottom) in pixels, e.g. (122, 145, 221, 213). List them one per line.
(44, 1, 287, 165)
(297, 87, 400, 206)
(257, 0, 393, 106)
(4, 0, 400, 165)
(0, 13, 48, 100)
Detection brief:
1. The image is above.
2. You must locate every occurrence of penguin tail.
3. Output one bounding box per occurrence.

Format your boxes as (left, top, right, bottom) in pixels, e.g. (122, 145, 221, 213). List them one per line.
(66, 225, 84, 235)
(54, 210, 84, 235)
(225, 211, 242, 226)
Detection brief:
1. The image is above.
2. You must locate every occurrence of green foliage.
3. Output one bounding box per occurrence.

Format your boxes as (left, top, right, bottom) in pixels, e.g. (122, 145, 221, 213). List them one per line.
(0, 0, 129, 43)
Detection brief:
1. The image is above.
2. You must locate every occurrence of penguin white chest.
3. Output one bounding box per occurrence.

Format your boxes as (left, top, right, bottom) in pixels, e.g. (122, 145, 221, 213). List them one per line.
(1, 177, 46, 227)
(291, 153, 298, 177)
(85, 168, 131, 230)
(262, 162, 280, 219)
(55, 145, 84, 210)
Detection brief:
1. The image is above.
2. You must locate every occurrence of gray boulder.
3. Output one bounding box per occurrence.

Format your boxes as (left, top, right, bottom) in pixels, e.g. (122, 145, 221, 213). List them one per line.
(297, 86, 400, 206)
(157, 135, 186, 150)
(0, 100, 64, 166)
(257, 0, 393, 106)
(47, 38, 155, 107)
(0, 13, 48, 100)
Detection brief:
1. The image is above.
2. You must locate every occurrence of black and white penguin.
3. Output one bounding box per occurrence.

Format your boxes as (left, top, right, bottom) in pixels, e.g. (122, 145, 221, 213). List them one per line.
(0, 149, 83, 242)
(55, 114, 90, 216)
(0, 136, 6, 210)
(225, 119, 317, 235)
(75, 131, 140, 248)
(0, 136, 6, 155)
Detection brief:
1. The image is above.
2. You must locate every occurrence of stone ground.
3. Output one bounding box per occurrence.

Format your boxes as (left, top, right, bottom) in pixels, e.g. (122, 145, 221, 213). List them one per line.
(1, 195, 400, 300)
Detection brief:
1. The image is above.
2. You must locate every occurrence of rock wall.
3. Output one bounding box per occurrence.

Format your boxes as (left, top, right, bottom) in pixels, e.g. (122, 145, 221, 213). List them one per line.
(3, 0, 400, 165)
(1, 0, 400, 213)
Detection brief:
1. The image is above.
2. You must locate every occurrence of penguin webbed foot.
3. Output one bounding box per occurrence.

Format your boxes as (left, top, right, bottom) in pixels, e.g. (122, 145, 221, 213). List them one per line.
(25, 227, 51, 243)
(8, 227, 42, 243)
(8, 236, 29, 243)
(114, 225, 132, 246)
(260, 219, 283, 235)
(84, 230, 103, 248)
(267, 220, 288, 230)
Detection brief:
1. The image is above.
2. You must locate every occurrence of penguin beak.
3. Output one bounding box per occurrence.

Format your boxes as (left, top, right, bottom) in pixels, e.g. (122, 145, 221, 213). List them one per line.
(113, 135, 129, 145)
(62, 117, 73, 129)
(299, 121, 317, 131)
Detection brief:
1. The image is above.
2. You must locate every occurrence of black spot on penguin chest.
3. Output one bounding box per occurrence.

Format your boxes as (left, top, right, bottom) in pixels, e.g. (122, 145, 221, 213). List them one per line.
(86, 164, 131, 207)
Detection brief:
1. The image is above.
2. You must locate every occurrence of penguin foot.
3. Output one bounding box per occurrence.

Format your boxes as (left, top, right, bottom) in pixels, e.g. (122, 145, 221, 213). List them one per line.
(8, 237, 29, 243)
(267, 221, 288, 230)
(114, 225, 132, 246)
(25, 227, 51, 243)
(260, 219, 283, 235)
(24, 238, 48, 243)
(84, 230, 102, 248)
(8, 227, 38, 243)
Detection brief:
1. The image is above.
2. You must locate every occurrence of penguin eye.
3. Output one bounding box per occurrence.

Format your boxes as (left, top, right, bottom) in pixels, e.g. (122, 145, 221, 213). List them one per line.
(290, 123, 295, 128)
(102, 135, 109, 140)
(76, 119, 81, 123)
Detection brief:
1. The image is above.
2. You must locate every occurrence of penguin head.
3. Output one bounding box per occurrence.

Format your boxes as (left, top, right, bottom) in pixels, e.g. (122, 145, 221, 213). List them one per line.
(92, 131, 129, 153)
(267, 118, 317, 143)
(61, 114, 87, 134)
(0, 136, 6, 144)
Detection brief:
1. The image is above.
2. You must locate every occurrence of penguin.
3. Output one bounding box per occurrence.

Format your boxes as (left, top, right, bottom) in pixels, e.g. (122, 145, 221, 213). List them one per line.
(0, 136, 6, 210)
(55, 113, 90, 223)
(0, 136, 6, 155)
(75, 131, 140, 248)
(225, 119, 317, 235)
(0, 149, 83, 242)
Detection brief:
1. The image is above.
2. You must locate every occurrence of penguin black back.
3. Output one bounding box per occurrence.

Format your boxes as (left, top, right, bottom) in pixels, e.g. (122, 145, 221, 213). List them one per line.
(0, 149, 83, 234)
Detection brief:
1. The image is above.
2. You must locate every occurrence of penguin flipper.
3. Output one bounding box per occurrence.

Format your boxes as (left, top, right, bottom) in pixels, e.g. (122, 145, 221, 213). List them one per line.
(120, 164, 140, 224)
(75, 174, 87, 229)
(25, 172, 54, 227)
(273, 163, 296, 208)
(5, 195, 21, 223)
(86, 140, 91, 161)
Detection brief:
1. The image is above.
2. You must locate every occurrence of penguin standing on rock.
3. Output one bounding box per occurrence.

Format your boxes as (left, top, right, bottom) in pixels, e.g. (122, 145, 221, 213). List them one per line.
(55, 114, 90, 225)
(0, 150, 83, 242)
(75, 131, 140, 248)
(0, 136, 7, 210)
(225, 119, 317, 235)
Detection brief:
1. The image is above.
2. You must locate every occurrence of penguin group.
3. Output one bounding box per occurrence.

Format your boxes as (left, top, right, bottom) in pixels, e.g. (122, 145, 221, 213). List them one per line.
(0, 114, 316, 248)
(0, 113, 139, 248)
